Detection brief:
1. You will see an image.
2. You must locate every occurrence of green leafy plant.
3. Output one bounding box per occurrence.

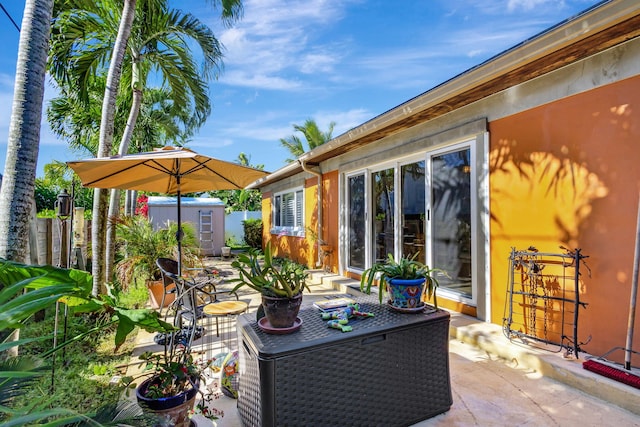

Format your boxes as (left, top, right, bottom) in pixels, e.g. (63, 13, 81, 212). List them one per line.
(230, 242, 309, 298)
(242, 218, 263, 249)
(360, 253, 446, 307)
(124, 350, 205, 398)
(114, 215, 201, 288)
(120, 328, 223, 421)
(0, 259, 175, 425)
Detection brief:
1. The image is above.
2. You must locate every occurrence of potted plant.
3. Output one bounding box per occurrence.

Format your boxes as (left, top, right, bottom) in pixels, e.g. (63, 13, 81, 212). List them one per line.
(360, 253, 445, 310)
(122, 345, 220, 427)
(230, 242, 309, 329)
(221, 246, 232, 258)
(0, 258, 179, 425)
(125, 352, 219, 425)
(114, 215, 201, 308)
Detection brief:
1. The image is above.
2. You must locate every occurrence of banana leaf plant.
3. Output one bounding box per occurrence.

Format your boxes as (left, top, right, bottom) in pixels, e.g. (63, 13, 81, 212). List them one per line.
(0, 258, 175, 425)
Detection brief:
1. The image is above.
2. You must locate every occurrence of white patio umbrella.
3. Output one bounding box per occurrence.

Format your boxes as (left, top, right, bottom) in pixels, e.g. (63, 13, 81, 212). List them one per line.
(67, 146, 270, 275)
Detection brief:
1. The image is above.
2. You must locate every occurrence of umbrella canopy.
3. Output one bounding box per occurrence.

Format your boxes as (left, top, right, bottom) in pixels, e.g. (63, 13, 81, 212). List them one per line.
(67, 146, 270, 274)
(67, 146, 269, 193)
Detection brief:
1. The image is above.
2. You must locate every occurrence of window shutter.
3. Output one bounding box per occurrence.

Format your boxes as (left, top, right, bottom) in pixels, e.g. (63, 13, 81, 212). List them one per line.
(295, 190, 303, 227)
(274, 195, 281, 226)
(283, 193, 295, 226)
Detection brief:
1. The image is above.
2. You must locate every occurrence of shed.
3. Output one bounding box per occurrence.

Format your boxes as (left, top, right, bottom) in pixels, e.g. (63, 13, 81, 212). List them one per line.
(147, 196, 225, 256)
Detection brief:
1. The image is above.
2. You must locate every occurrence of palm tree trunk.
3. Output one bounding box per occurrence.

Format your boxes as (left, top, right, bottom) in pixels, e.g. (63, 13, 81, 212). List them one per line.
(124, 190, 136, 216)
(92, 0, 136, 296)
(106, 85, 142, 282)
(0, 0, 53, 263)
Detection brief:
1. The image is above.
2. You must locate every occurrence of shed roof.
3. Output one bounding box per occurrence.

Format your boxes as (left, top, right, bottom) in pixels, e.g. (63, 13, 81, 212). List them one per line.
(147, 196, 224, 206)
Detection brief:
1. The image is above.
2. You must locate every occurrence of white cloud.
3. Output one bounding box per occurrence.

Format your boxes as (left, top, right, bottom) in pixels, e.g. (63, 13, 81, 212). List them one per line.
(0, 73, 14, 88)
(188, 136, 234, 149)
(223, 121, 293, 142)
(300, 52, 337, 75)
(214, 0, 352, 90)
(314, 108, 373, 136)
(220, 70, 302, 91)
(0, 73, 15, 130)
(507, 0, 563, 12)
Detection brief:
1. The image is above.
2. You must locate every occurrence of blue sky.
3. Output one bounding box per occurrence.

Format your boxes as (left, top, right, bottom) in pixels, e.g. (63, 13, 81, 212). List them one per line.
(0, 0, 602, 177)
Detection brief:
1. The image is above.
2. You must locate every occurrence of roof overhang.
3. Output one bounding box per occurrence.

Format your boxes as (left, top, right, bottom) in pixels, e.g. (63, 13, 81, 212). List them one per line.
(249, 0, 640, 189)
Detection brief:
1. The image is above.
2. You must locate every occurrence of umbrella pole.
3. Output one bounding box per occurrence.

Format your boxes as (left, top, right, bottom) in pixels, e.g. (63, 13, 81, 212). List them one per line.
(177, 176, 182, 276)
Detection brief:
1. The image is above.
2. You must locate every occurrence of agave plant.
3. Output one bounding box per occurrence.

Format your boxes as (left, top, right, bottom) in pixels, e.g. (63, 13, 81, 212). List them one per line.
(229, 242, 309, 298)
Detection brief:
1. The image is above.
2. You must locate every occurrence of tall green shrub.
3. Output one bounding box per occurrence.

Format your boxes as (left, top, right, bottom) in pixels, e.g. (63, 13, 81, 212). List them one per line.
(243, 218, 262, 249)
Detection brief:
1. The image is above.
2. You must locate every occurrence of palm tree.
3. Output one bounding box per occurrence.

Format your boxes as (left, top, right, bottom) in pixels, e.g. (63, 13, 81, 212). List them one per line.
(280, 119, 336, 163)
(50, 0, 242, 293)
(46, 77, 105, 157)
(0, 0, 54, 263)
(96, 0, 241, 295)
(105, 2, 224, 282)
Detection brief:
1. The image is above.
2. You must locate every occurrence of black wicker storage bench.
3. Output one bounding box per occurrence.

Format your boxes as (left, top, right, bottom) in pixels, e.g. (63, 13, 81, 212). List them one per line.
(236, 295, 452, 427)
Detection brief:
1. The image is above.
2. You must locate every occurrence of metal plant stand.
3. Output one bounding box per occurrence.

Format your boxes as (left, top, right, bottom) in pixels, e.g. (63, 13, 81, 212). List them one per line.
(503, 247, 590, 358)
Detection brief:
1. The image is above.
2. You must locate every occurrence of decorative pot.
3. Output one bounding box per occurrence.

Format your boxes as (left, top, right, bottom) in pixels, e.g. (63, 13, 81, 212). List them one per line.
(387, 278, 426, 309)
(261, 293, 303, 328)
(221, 246, 231, 257)
(136, 376, 199, 427)
(146, 280, 175, 309)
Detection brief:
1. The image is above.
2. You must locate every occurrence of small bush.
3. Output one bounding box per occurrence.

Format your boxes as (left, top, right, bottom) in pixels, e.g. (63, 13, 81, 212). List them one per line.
(243, 218, 263, 249)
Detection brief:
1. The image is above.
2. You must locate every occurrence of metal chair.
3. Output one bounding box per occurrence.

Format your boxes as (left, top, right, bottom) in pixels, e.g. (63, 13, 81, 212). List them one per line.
(156, 258, 237, 351)
(156, 258, 179, 317)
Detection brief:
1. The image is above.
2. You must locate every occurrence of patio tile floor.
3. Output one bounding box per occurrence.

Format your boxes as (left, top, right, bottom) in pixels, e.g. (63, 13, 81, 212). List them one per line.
(129, 258, 640, 427)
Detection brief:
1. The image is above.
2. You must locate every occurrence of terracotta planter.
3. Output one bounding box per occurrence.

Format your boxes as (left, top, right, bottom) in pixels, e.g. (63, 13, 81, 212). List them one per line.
(387, 278, 426, 308)
(146, 280, 175, 309)
(261, 293, 303, 328)
(136, 377, 199, 427)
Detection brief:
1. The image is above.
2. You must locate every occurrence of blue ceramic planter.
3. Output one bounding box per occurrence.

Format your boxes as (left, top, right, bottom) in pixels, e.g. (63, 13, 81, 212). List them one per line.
(136, 376, 199, 427)
(387, 278, 426, 308)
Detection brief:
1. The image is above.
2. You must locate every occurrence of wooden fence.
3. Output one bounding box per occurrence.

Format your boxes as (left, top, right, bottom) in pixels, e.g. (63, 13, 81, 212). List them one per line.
(33, 217, 90, 270)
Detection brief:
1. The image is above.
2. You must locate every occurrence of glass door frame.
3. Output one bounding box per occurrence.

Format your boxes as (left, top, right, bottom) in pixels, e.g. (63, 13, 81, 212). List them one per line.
(344, 170, 369, 272)
(426, 139, 478, 306)
(339, 123, 489, 319)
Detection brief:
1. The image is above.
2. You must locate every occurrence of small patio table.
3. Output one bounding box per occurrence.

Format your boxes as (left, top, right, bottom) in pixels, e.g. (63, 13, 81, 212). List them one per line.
(236, 294, 452, 426)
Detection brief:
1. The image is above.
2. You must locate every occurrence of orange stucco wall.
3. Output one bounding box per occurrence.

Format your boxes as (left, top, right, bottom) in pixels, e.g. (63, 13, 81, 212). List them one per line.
(320, 170, 339, 272)
(261, 190, 272, 250)
(261, 181, 314, 267)
(261, 171, 340, 271)
(489, 75, 640, 360)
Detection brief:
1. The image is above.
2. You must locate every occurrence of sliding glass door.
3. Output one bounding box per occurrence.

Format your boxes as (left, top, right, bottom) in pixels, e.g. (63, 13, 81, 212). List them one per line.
(347, 174, 366, 270)
(372, 168, 395, 263)
(345, 142, 475, 303)
(429, 148, 472, 299)
(401, 161, 426, 264)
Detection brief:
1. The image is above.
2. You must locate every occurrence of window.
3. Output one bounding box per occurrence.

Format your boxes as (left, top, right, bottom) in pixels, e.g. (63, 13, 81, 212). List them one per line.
(272, 188, 304, 236)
